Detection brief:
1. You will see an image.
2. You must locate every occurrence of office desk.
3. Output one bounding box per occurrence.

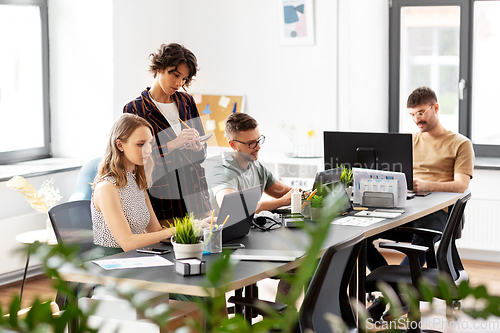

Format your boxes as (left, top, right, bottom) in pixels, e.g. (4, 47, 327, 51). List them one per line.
(58, 192, 461, 328)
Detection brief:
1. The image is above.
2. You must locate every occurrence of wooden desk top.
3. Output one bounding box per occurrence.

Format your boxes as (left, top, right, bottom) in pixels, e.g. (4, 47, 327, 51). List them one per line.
(58, 192, 461, 298)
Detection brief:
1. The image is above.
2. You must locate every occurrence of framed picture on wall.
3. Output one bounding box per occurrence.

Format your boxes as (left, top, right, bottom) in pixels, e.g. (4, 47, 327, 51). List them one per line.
(277, 0, 315, 45)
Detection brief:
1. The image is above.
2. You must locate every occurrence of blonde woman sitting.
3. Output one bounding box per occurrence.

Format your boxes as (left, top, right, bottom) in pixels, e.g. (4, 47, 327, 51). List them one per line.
(91, 114, 207, 258)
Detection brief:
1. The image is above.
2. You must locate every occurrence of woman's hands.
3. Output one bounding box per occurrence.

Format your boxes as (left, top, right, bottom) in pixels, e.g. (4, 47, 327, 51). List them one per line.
(167, 128, 203, 152)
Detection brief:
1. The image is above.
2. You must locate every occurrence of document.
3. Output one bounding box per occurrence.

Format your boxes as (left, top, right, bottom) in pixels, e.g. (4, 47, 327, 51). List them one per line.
(332, 216, 386, 227)
(92, 255, 174, 270)
(354, 210, 403, 219)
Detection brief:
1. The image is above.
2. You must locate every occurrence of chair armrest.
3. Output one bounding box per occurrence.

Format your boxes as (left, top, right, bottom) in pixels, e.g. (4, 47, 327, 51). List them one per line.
(379, 242, 427, 286)
(396, 227, 442, 238)
(227, 296, 286, 316)
(394, 227, 441, 269)
(379, 242, 429, 255)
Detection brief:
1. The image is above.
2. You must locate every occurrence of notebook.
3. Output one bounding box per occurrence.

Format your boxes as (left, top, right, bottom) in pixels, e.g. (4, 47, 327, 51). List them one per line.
(230, 249, 306, 262)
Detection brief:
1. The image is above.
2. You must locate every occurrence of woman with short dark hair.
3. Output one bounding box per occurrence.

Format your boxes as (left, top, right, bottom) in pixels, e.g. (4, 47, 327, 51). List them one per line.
(124, 43, 211, 226)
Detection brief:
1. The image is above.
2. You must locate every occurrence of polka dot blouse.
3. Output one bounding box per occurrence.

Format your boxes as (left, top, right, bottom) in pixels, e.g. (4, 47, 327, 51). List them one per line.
(91, 171, 150, 248)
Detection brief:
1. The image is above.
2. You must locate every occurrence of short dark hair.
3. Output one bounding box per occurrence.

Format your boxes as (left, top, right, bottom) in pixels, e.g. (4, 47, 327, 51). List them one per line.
(407, 86, 438, 108)
(225, 113, 258, 138)
(149, 43, 198, 89)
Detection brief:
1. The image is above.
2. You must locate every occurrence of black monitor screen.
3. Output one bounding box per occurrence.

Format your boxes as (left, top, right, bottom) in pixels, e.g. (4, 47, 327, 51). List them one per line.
(323, 131, 413, 190)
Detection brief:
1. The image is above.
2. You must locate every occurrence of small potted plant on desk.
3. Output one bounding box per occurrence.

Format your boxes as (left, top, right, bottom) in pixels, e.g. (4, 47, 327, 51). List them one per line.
(171, 214, 204, 259)
(309, 194, 323, 222)
(340, 164, 354, 198)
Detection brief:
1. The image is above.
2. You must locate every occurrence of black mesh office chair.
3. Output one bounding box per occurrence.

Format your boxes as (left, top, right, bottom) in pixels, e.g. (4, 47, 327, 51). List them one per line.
(228, 232, 364, 332)
(48, 200, 94, 259)
(365, 190, 471, 332)
(48, 200, 94, 310)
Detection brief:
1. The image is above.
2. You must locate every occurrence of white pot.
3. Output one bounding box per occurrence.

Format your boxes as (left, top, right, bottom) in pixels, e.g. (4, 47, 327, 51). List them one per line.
(171, 237, 204, 259)
(310, 207, 322, 222)
(346, 186, 353, 199)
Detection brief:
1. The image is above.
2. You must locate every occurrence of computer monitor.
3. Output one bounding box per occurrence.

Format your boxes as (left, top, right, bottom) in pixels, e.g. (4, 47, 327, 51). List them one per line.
(323, 131, 413, 190)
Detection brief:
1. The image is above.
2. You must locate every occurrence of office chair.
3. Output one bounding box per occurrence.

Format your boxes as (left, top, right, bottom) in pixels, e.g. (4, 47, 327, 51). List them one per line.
(48, 200, 94, 311)
(48, 200, 95, 259)
(228, 232, 364, 332)
(69, 157, 101, 201)
(365, 190, 471, 332)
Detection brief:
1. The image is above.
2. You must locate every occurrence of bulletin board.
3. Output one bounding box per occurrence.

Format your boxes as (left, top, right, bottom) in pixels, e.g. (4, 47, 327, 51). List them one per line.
(192, 94, 245, 147)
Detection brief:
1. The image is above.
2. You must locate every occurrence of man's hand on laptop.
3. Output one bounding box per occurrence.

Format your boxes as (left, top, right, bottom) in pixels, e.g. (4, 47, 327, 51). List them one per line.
(195, 216, 215, 230)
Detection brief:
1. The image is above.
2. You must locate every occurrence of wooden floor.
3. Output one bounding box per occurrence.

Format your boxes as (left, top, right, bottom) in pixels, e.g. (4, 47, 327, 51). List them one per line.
(2, 253, 500, 332)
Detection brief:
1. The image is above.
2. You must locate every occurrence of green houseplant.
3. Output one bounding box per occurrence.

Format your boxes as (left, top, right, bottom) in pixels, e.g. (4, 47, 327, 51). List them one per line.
(339, 164, 353, 189)
(309, 194, 323, 222)
(171, 213, 204, 259)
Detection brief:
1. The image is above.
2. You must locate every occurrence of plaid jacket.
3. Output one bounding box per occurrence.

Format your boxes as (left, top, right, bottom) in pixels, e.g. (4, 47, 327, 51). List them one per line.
(123, 89, 211, 220)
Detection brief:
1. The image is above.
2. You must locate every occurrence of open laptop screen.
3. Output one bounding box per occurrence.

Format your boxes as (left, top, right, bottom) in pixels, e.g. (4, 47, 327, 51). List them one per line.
(216, 185, 261, 243)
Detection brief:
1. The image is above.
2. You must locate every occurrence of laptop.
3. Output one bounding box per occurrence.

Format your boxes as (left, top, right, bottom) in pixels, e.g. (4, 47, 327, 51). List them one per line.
(312, 167, 343, 197)
(216, 185, 262, 244)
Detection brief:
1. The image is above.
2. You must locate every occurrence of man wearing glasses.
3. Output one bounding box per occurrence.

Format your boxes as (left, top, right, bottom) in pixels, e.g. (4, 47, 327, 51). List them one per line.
(366, 86, 474, 320)
(409, 86, 474, 194)
(208, 113, 293, 213)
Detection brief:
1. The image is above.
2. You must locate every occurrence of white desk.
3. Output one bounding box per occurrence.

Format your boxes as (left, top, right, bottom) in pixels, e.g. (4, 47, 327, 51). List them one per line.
(16, 228, 58, 306)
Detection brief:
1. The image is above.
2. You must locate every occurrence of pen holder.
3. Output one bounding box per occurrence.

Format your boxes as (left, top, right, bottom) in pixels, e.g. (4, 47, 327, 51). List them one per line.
(203, 226, 223, 254)
(301, 200, 311, 219)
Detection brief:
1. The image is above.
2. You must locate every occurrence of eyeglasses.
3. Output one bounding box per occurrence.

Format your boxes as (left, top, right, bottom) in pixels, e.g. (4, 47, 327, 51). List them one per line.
(232, 135, 265, 149)
(409, 105, 433, 119)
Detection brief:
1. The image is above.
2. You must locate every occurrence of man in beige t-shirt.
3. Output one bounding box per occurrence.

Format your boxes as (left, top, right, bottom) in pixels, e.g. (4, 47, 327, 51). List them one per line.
(367, 86, 474, 272)
(367, 86, 474, 321)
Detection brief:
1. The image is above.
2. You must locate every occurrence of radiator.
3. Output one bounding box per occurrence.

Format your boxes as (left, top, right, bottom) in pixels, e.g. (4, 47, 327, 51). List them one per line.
(457, 198, 500, 253)
(0, 212, 46, 285)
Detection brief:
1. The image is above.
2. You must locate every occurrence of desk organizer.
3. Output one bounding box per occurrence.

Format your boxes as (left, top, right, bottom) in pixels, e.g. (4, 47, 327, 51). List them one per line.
(361, 191, 395, 208)
(174, 258, 206, 276)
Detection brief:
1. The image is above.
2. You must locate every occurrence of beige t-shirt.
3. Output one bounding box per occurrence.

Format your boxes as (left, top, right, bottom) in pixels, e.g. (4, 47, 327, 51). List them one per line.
(413, 131, 474, 183)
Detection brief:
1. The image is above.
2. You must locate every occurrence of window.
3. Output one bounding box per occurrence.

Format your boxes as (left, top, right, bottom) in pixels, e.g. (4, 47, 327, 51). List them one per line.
(0, 0, 50, 164)
(389, 0, 500, 158)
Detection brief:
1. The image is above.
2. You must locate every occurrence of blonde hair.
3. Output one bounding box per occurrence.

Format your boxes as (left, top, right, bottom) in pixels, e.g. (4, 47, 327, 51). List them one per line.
(94, 114, 153, 190)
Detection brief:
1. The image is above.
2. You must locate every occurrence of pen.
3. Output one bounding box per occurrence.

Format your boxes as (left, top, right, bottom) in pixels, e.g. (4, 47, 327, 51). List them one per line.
(221, 215, 230, 227)
(301, 189, 317, 210)
(178, 118, 192, 129)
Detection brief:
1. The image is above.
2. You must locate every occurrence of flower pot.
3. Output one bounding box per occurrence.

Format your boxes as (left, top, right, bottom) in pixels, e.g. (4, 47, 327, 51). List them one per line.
(345, 186, 352, 200)
(171, 237, 204, 259)
(310, 207, 322, 222)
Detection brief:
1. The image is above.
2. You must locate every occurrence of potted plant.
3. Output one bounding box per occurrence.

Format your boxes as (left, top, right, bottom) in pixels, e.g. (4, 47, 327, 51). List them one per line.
(171, 214, 204, 259)
(309, 194, 323, 222)
(339, 164, 354, 198)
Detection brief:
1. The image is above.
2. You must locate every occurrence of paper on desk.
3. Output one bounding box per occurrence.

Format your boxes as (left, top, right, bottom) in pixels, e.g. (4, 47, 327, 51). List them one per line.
(92, 255, 173, 270)
(354, 211, 402, 219)
(332, 216, 386, 227)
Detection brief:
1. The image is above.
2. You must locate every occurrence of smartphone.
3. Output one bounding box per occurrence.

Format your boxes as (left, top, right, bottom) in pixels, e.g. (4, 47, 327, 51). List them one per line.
(180, 133, 214, 150)
(136, 247, 171, 255)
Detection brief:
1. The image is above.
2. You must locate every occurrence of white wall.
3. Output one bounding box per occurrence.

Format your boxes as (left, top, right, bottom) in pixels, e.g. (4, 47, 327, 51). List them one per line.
(52, 0, 390, 158)
(180, 0, 338, 152)
(113, 0, 183, 120)
(338, 0, 389, 132)
(49, 0, 114, 160)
